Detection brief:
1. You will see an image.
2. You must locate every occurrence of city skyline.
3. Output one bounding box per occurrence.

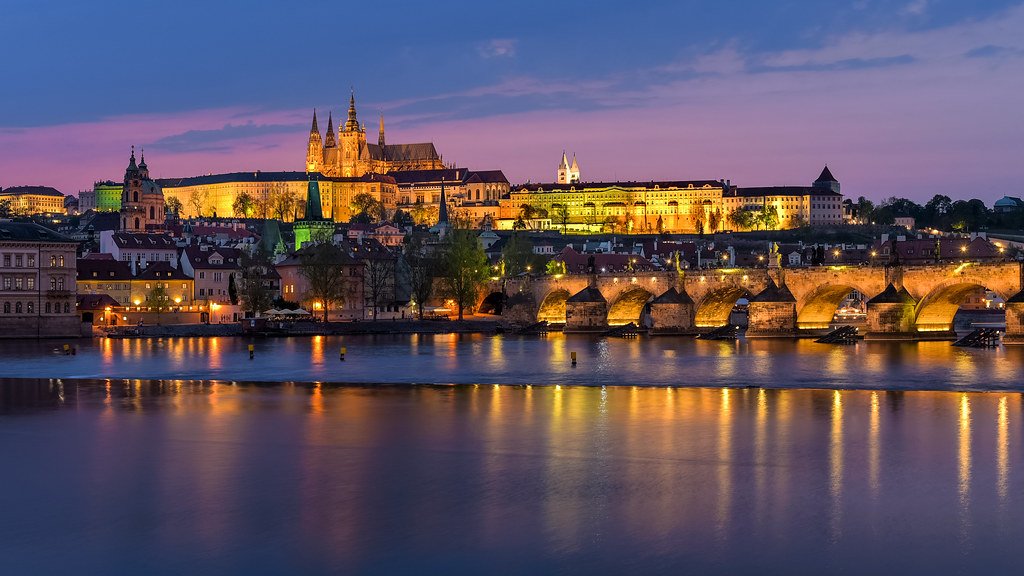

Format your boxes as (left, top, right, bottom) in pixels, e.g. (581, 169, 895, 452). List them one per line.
(2, 1, 1023, 202)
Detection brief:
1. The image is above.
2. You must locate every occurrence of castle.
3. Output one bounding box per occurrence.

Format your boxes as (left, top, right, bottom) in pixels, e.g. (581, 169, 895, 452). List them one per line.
(305, 92, 445, 177)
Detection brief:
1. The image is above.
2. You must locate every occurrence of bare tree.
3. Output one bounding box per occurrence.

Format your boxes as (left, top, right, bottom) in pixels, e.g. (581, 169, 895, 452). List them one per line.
(405, 236, 435, 320)
(299, 243, 350, 322)
(187, 188, 209, 218)
(362, 256, 394, 320)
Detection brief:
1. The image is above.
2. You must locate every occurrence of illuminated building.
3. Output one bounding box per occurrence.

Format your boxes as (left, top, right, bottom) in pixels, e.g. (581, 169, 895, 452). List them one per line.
(79, 181, 124, 212)
(0, 186, 66, 215)
(119, 147, 166, 232)
(722, 167, 844, 228)
(0, 221, 80, 338)
(293, 178, 335, 250)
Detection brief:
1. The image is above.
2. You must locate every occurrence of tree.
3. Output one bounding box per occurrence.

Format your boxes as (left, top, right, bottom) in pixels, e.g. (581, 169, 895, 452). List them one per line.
(502, 232, 534, 276)
(269, 185, 298, 221)
(148, 284, 169, 323)
(552, 204, 571, 232)
(238, 250, 274, 316)
(404, 236, 435, 320)
(694, 203, 707, 235)
(187, 188, 209, 218)
(708, 208, 722, 233)
(759, 205, 780, 230)
(450, 207, 474, 230)
(299, 243, 350, 322)
(392, 208, 414, 229)
(439, 230, 489, 320)
(233, 192, 255, 218)
(350, 192, 385, 223)
(727, 208, 755, 231)
(546, 259, 566, 276)
(855, 196, 875, 224)
(164, 196, 183, 217)
(362, 256, 395, 320)
(227, 273, 239, 305)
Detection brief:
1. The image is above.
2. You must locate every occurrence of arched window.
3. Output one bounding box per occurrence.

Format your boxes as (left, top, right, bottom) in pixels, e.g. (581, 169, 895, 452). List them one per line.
(134, 218, 140, 229)
(15, 302, 22, 313)
(58, 255, 64, 267)
(50, 255, 56, 267)
(64, 302, 70, 313)
(2, 302, 9, 313)
(27, 301, 33, 314)
(133, 191, 139, 202)
(45, 302, 51, 313)
(57, 277, 65, 290)
(149, 206, 154, 219)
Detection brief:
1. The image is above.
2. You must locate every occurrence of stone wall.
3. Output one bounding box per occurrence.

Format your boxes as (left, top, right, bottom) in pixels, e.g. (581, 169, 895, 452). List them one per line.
(565, 301, 607, 332)
(865, 302, 918, 338)
(0, 315, 82, 339)
(649, 302, 695, 334)
(747, 302, 797, 336)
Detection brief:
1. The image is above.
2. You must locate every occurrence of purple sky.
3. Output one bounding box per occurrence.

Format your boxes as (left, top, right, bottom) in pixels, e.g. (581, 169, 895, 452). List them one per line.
(1, 1, 1022, 203)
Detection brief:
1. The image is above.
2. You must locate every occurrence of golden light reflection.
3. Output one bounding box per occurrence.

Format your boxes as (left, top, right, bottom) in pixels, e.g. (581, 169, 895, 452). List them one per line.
(958, 393, 972, 538)
(754, 388, 768, 528)
(310, 383, 324, 415)
(311, 335, 324, 365)
(997, 396, 1008, 502)
(869, 391, 880, 496)
(716, 388, 732, 539)
(830, 390, 844, 542)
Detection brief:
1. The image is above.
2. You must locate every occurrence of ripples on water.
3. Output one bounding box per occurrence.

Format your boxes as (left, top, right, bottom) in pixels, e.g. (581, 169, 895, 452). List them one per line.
(0, 334, 1020, 390)
(0, 380, 1022, 574)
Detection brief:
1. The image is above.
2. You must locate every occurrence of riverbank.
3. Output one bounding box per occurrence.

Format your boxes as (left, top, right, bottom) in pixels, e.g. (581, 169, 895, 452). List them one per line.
(104, 319, 502, 338)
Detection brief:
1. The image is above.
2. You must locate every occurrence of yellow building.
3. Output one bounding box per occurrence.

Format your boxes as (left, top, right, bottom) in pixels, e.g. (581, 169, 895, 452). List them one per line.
(0, 186, 66, 215)
(158, 171, 397, 222)
(501, 180, 727, 234)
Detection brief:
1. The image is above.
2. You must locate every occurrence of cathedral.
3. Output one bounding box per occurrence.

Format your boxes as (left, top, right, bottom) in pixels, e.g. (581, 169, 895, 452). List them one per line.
(306, 92, 445, 177)
(120, 147, 165, 232)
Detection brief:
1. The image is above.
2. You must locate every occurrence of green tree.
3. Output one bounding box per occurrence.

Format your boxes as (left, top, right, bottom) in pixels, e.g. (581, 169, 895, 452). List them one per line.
(238, 250, 274, 316)
(404, 236, 435, 320)
(187, 188, 209, 218)
(855, 196, 875, 224)
(546, 259, 566, 275)
(759, 205, 780, 230)
(439, 230, 488, 320)
(148, 284, 169, 323)
(392, 208, 414, 228)
(164, 196, 183, 217)
(362, 256, 395, 320)
(299, 243, 350, 322)
(727, 208, 755, 231)
(708, 207, 722, 232)
(350, 193, 385, 222)
(227, 273, 239, 305)
(501, 232, 534, 276)
(233, 192, 255, 218)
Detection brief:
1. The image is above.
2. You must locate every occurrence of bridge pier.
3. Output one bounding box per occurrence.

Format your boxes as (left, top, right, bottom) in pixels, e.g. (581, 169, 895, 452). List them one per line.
(564, 286, 607, 333)
(747, 279, 798, 338)
(1003, 291, 1024, 345)
(864, 284, 926, 340)
(649, 287, 696, 335)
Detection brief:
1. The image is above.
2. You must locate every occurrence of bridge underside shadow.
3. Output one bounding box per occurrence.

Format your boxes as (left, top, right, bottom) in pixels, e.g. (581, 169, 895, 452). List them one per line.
(694, 287, 748, 329)
(607, 288, 654, 326)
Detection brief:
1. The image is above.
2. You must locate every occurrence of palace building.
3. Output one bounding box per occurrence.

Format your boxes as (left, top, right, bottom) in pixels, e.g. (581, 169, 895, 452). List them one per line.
(0, 186, 66, 215)
(306, 92, 444, 177)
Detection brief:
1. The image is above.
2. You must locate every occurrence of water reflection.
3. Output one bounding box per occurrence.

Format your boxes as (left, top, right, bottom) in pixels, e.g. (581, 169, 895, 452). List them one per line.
(2, 380, 1023, 573)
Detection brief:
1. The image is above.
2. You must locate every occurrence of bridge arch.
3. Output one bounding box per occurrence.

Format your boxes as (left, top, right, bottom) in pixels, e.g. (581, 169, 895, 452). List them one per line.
(796, 283, 872, 330)
(478, 291, 506, 315)
(914, 280, 1008, 333)
(537, 289, 571, 323)
(607, 287, 655, 326)
(694, 286, 749, 328)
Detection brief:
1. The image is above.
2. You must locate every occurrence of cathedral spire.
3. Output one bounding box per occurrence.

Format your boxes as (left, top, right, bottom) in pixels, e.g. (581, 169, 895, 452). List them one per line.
(437, 178, 449, 226)
(324, 112, 336, 148)
(127, 145, 138, 172)
(345, 90, 359, 132)
(378, 112, 385, 148)
(310, 109, 319, 134)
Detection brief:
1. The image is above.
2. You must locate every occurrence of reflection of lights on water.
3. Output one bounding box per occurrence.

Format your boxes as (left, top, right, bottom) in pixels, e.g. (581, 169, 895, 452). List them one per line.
(958, 394, 972, 529)
(830, 390, 844, 541)
(997, 396, 1008, 502)
(869, 392, 880, 495)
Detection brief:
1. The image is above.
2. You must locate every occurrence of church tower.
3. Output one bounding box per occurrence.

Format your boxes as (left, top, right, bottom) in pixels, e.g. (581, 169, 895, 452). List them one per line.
(569, 153, 580, 183)
(306, 110, 323, 173)
(557, 151, 570, 184)
(322, 112, 337, 174)
(813, 165, 840, 194)
(378, 113, 386, 149)
(120, 147, 165, 233)
(338, 91, 367, 178)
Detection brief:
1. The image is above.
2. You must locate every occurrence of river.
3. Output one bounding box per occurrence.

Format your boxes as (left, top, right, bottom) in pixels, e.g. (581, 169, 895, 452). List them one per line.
(1, 335, 1022, 573)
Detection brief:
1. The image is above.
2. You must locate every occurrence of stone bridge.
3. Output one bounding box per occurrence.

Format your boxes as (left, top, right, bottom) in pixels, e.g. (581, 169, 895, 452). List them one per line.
(486, 262, 1024, 341)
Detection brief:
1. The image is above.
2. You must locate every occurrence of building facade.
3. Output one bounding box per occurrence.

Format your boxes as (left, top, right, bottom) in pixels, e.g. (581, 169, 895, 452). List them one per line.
(0, 222, 80, 338)
(120, 148, 166, 232)
(0, 186, 66, 215)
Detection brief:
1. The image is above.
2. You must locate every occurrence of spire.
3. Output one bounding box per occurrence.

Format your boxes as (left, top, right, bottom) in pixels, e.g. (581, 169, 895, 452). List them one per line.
(560, 150, 569, 168)
(324, 112, 336, 147)
(345, 90, 359, 132)
(310, 109, 319, 134)
(304, 175, 324, 221)
(378, 112, 385, 148)
(437, 178, 449, 226)
(139, 147, 147, 170)
(127, 145, 138, 171)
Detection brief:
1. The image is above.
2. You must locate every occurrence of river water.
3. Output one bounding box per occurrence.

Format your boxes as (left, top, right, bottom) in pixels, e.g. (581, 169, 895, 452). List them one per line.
(1, 335, 1023, 573)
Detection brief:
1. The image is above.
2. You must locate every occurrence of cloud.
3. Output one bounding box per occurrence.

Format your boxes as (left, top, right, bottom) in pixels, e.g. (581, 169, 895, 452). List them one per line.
(477, 38, 517, 59)
(151, 122, 301, 152)
(902, 0, 929, 16)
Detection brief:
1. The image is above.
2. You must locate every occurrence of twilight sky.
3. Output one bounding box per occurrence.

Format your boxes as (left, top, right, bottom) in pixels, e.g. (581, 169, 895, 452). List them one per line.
(1, 0, 1022, 203)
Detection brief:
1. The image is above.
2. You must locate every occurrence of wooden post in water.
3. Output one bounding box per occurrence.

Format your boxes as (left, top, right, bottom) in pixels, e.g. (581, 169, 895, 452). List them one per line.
(248, 344, 255, 359)
(571, 351, 577, 366)
(340, 346, 347, 361)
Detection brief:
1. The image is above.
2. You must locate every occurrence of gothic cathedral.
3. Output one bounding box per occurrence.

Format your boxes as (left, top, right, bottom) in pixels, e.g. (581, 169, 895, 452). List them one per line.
(306, 92, 444, 178)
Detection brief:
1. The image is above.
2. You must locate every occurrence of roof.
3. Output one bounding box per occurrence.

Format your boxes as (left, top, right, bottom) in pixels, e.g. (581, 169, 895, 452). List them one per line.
(135, 261, 192, 281)
(183, 246, 242, 270)
(567, 286, 607, 303)
(1007, 289, 1024, 304)
(361, 142, 440, 163)
(0, 186, 64, 197)
(994, 196, 1024, 207)
(815, 166, 838, 183)
(0, 222, 74, 243)
(389, 168, 467, 185)
(517, 180, 724, 193)
(554, 246, 655, 274)
(751, 278, 796, 303)
(110, 232, 177, 249)
(867, 284, 917, 305)
(651, 287, 694, 305)
(731, 186, 842, 198)
(76, 293, 122, 310)
(76, 257, 133, 281)
(464, 170, 509, 184)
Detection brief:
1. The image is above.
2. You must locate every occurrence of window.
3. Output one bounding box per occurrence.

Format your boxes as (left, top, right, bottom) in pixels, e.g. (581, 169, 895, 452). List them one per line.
(64, 302, 70, 313)
(27, 278, 34, 290)
(57, 277, 64, 290)
(15, 302, 22, 313)
(2, 278, 9, 290)
(2, 255, 8, 267)
(2, 302, 8, 313)
(15, 278, 23, 290)
(59, 255, 64, 267)
(49, 278, 56, 290)
(15, 255, 22, 267)
(50, 255, 56, 267)
(45, 302, 51, 313)
(27, 255, 35, 267)
(26, 301, 33, 314)
(145, 283, 151, 289)
(199, 272, 205, 280)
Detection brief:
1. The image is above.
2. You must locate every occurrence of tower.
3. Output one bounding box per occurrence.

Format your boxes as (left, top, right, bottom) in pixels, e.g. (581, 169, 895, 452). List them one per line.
(569, 153, 580, 183)
(306, 110, 323, 173)
(293, 176, 335, 250)
(813, 165, 840, 194)
(338, 91, 367, 178)
(120, 146, 165, 232)
(378, 113, 386, 149)
(557, 151, 570, 184)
